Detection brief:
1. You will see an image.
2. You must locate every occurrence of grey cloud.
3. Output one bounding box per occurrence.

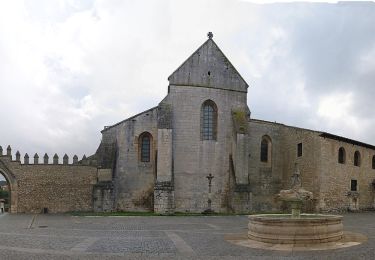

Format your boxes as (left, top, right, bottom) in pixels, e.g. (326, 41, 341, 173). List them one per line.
(1, 0, 375, 158)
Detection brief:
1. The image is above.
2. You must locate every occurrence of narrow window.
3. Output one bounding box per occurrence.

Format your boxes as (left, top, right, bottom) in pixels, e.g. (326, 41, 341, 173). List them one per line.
(372, 155, 375, 170)
(201, 100, 218, 140)
(351, 179, 357, 191)
(139, 132, 152, 162)
(260, 135, 272, 163)
(297, 143, 303, 157)
(354, 151, 361, 167)
(338, 147, 346, 164)
(260, 139, 268, 162)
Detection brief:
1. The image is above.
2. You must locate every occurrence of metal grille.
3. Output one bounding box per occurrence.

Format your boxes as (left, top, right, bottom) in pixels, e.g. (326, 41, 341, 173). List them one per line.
(203, 105, 213, 140)
(141, 135, 150, 162)
(202, 103, 216, 140)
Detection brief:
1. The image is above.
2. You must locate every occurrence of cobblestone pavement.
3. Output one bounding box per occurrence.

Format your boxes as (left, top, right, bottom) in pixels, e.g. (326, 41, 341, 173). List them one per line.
(0, 212, 374, 259)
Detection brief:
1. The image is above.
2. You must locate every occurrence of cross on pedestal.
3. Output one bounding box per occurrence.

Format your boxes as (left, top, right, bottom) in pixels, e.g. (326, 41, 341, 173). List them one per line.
(205, 173, 214, 214)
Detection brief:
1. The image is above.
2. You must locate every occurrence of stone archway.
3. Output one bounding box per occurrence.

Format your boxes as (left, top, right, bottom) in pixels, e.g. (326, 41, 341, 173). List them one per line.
(0, 165, 18, 213)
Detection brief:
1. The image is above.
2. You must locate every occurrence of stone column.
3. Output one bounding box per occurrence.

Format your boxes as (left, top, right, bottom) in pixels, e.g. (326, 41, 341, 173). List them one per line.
(73, 155, 78, 164)
(34, 153, 39, 164)
(24, 153, 29, 165)
(15, 151, 21, 162)
(154, 103, 175, 214)
(44, 153, 49, 164)
(6, 145, 11, 158)
(235, 133, 250, 184)
(63, 154, 69, 165)
(53, 154, 59, 164)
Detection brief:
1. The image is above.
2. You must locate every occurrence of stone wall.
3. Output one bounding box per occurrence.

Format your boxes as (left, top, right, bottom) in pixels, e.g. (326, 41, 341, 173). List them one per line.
(0, 152, 97, 213)
(247, 120, 284, 212)
(100, 107, 158, 212)
(162, 85, 249, 213)
(247, 120, 323, 212)
(319, 137, 375, 212)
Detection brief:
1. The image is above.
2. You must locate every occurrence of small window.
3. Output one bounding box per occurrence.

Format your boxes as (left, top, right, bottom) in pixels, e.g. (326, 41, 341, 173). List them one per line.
(351, 179, 357, 191)
(372, 155, 375, 170)
(139, 132, 152, 162)
(354, 151, 361, 167)
(338, 147, 346, 164)
(260, 136, 271, 163)
(297, 143, 303, 157)
(260, 139, 268, 162)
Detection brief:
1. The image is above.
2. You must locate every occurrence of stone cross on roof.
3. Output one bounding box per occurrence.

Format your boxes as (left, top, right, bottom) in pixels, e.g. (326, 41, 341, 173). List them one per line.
(207, 32, 213, 39)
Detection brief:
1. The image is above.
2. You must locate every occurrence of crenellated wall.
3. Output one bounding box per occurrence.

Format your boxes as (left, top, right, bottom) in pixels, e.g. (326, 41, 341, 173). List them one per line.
(0, 145, 97, 213)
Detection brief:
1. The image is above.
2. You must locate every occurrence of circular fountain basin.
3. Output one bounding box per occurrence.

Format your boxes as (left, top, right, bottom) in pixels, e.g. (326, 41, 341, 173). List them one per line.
(248, 214, 343, 244)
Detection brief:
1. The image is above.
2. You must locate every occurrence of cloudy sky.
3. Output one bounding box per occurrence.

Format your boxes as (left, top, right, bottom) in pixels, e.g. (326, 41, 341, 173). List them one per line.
(1, 0, 375, 166)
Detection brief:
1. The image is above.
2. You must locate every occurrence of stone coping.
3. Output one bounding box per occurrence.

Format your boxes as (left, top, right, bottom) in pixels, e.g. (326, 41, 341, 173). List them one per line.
(226, 231, 367, 251)
(249, 214, 343, 222)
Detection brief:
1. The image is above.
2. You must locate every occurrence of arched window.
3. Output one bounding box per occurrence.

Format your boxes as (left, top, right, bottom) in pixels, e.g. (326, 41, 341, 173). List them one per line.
(354, 151, 361, 167)
(260, 135, 272, 163)
(338, 147, 346, 164)
(201, 100, 218, 140)
(139, 132, 152, 162)
(372, 155, 375, 170)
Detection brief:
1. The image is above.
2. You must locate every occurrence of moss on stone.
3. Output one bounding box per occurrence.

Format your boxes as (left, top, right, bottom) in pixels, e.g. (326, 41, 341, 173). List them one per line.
(232, 109, 249, 133)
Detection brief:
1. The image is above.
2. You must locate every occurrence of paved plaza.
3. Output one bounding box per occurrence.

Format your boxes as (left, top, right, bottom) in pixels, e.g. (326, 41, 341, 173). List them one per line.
(0, 212, 374, 259)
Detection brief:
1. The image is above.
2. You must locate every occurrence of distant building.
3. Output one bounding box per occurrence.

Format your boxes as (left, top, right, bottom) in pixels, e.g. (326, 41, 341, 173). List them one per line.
(0, 199, 5, 213)
(0, 180, 8, 191)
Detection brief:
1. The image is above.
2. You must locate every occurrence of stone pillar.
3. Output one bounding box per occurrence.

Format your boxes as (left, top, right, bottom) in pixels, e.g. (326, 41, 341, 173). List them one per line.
(63, 154, 69, 165)
(347, 191, 360, 211)
(34, 153, 39, 164)
(73, 155, 78, 164)
(235, 133, 249, 184)
(24, 153, 29, 164)
(44, 153, 49, 164)
(6, 145, 11, 158)
(15, 151, 21, 162)
(53, 154, 59, 164)
(154, 103, 175, 214)
(82, 155, 87, 165)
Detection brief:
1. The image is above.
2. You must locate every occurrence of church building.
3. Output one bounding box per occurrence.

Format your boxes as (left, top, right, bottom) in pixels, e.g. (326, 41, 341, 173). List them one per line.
(1, 33, 375, 214)
(94, 32, 375, 214)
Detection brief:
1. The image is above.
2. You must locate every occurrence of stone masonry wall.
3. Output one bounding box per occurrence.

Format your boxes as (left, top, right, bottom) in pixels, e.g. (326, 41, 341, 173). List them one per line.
(163, 85, 249, 213)
(100, 107, 158, 212)
(247, 120, 323, 212)
(319, 138, 375, 211)
(0, 153, 97, 213)
(247, 120, 284, 212)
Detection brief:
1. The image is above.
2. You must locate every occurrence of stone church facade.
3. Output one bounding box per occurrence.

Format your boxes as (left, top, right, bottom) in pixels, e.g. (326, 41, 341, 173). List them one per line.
(1, 33, 375, 214)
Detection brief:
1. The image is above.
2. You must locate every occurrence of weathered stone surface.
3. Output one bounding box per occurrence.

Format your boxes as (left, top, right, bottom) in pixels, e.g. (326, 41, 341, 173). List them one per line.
(0, 155, 97, 213)
(168, 38, 248, 93)
(248, 214, 343, 244)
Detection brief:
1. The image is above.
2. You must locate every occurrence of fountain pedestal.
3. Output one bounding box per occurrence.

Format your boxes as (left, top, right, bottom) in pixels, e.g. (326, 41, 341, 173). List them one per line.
(248, 163, 344, 245)
(248, 214, 343, 244)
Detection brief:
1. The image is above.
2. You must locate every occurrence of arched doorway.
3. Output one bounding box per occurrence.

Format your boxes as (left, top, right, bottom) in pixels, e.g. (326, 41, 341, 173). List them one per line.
(0, 173, 9, 213)
(0, 166, 17, 213)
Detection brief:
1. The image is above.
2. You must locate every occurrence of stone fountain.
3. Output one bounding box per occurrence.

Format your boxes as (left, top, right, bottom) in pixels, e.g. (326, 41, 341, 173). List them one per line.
(248, 163, 344, 244)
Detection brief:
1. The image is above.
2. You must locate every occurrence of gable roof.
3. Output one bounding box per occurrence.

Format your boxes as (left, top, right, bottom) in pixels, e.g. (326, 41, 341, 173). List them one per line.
(168, 38, 249, 93)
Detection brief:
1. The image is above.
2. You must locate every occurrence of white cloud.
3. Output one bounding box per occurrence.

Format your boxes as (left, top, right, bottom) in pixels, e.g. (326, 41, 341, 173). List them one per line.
(1, 0, 375, 159)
